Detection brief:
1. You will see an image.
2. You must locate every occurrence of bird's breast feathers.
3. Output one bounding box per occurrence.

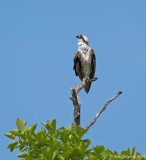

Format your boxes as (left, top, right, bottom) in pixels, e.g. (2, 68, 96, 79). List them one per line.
(81, 48, 91, 64)
(80, 49, 91, 77)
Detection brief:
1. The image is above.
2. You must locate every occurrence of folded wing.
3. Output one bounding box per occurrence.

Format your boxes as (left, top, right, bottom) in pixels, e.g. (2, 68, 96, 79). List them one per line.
(84, 49, 96, 93)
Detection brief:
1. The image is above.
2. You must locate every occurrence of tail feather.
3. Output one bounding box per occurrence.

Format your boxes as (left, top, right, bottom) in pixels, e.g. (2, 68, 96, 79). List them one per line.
(84, 82, 91, 93)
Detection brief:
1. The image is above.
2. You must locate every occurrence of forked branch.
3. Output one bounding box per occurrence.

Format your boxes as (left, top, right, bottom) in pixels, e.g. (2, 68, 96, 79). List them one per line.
(70, 77, 98, 128)
(70, 78, 122, 129)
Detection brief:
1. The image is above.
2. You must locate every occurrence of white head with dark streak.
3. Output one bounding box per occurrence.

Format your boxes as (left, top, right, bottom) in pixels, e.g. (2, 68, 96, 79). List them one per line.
(76, 34, 89, 45)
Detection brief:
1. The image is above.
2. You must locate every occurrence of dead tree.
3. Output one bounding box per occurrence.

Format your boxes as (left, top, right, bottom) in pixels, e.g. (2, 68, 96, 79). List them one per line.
(70, 78, 122, 129)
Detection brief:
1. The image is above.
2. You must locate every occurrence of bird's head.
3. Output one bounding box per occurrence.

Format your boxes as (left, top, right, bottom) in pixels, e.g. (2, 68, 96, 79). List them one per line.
(76, 34, 89, 45)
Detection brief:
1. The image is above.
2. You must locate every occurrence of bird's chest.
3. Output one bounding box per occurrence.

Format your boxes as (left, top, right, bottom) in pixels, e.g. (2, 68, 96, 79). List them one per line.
(81, 52, 91, 76)
(82, 52, 90, 66)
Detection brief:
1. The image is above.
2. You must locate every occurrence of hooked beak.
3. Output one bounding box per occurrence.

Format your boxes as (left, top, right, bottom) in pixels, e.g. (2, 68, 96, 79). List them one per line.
(76, 35, 79, 39)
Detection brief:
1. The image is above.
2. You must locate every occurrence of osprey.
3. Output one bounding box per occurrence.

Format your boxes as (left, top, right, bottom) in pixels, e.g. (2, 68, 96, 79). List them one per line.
(73, 34, 96, 93)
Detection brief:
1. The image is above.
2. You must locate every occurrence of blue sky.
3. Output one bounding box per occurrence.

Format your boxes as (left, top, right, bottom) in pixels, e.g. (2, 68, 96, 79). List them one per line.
(1, 0, 146, 159)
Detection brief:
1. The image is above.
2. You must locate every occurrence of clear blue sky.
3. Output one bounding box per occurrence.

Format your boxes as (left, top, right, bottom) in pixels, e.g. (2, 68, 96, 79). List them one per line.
(1, 1, 146, 159)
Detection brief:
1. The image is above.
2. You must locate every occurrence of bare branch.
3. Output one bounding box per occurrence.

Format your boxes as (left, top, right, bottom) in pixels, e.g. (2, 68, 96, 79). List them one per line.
(70, 77, 98, 128)
(74, 77, 98, 94)
(84, 91, 122, 129)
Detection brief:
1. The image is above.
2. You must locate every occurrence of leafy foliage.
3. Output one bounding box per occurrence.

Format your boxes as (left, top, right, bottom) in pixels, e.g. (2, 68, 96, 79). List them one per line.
(5, 118, 145, 160)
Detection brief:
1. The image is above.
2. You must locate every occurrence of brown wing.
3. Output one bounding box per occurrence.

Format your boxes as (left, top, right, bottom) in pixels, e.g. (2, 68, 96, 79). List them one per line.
(90, 48, 96, 79)
(73, 51, 83, 80)
(84, 48, 96, 93)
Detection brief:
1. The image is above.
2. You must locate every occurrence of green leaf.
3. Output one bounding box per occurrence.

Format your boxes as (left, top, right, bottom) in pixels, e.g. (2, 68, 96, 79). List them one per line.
(102, 149, 114, 158)
(21, 148, 27, 152)
(24, 121, 27, 126)
(52, 150, 58, 160)
(19, 139, 25, 151)
(80, 128, 88, 138)
(114, 151, 118, 156)
(15, 118, 25, 132)
(127, 147, 130, 155)
(75, 125, 82, 135)
(19, 139, 24, 145)
(68, 123, 74, 132)
(7, 141, 18, 152)
(17, 153, 27, 158)
(59, 132, 68, 143)
(9, 129, 18, 136)
(42, 122, 46, 127)
(4, 133, 16, 139)
(79, 140, 91, 152)
(93, 145, 105, 154)
(40, 146, 48, 156)
(51, 119, 56, 131)
(120, 150, 130, 156)
(45, 124, 54, 135)
(47, 120, 52, 126)
(75, 125, 88, 139)
(27, 124, 37, 133)
(134, 152, 142, 158)
(27, 132, 36, 142)
(130, 147, 135, 156)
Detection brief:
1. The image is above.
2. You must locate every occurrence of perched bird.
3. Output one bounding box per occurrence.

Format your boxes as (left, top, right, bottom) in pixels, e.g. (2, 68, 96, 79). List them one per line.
(73, 34, 96, 93)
